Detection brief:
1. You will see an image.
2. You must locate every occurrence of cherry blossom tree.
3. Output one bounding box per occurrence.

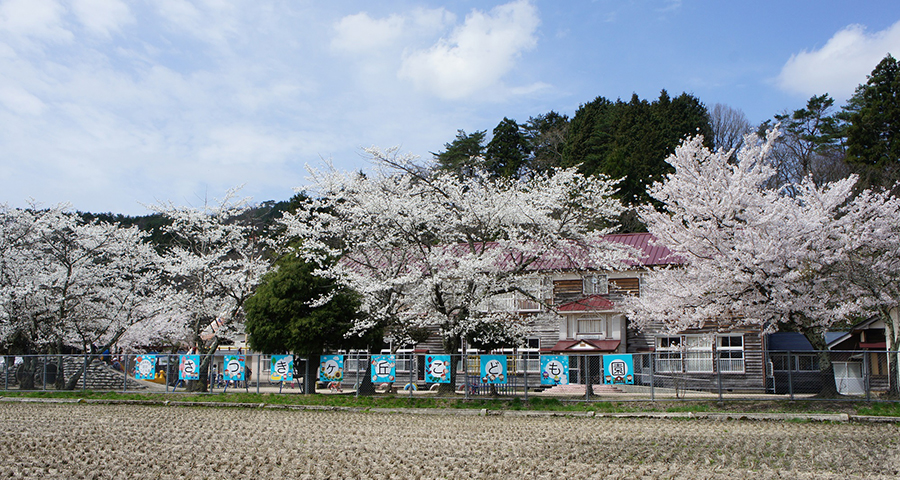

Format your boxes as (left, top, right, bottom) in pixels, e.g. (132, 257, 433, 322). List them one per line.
(826, 190, 900, 394)
(0, 203, 167, 388)
(150, 189, 272, 392)
(281, 147, 636, 392)
(625, 129, 862, 396)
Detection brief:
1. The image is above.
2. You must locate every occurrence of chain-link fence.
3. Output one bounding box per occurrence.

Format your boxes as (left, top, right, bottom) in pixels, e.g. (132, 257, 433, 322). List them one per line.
(2, 351, 897, 402)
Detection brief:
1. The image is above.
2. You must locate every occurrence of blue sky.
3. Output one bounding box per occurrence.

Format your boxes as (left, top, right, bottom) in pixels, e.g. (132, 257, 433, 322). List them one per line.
(1, 0, 898, 214)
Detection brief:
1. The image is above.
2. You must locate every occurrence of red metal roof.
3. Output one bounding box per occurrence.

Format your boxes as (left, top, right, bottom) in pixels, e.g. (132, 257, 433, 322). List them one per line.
(549, 339, 621, 353)
(558, 295, 616, 312)
(603, 233, 681, 267)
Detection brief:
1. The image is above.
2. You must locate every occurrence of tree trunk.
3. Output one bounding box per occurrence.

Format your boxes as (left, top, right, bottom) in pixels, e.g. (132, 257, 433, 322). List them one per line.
(303, 355, 320, 394)
(804, 330, 838, 398)
(437, 335, 461, 395)
(886, 307, 900, 398)
(356, 356, 376, 396)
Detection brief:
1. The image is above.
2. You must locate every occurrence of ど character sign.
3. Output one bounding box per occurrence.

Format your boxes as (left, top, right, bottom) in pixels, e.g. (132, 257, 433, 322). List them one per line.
(480, 355, 507, 384)
(319, 355, 344, 382)
(134, 355, 156, 380)
(540, 355, 569, 385)
(179, 355, 200, 381)
(270, 355, 294, 382)
(425, 355, 451, 384)
(370, 355, 396, 383)
(603, 354, 634, 385)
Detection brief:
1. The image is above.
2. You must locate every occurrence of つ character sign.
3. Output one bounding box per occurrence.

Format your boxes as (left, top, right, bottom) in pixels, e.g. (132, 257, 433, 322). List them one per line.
(224, 355, 245, 382)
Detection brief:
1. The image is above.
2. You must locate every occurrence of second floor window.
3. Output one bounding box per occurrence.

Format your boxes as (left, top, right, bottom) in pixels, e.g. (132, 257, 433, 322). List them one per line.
(583, 274, 608, 295)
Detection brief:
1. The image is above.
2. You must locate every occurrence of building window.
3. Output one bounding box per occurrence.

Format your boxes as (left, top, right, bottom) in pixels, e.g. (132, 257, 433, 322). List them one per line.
(684, 335, 713, 373)
(582, 274, 608, 295)
(718, 335, 745, 373)
(655, 336, 682, 373)
(577, 316, 606, 337)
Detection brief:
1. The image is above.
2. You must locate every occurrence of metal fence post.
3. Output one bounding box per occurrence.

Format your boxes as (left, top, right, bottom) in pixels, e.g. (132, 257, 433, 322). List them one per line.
(463, 354, 469, 400)
(256, 354, 261, 395)
(82, 353, 88, 392)
(523, 352, 528, 403)
(123, 354, 128, 393)
(787, 351, 794, 401)
(584, 355, 590, 401)
(355, 351, 360, 398)
(864, 351, 871, 402)
(716, 354, 723, 404)
(649, 352, 655, 402)
(408, 353, 414, 399)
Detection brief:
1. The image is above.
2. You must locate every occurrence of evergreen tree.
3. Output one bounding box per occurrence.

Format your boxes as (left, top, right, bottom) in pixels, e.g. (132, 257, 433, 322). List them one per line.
(522, 111, 570, 173)
(432, 129, 487, 177)
(244, 250, 380, 392)
(562, 91, 712, 208)
(844, 54, 900, 195)
(484, 117, 530, 177)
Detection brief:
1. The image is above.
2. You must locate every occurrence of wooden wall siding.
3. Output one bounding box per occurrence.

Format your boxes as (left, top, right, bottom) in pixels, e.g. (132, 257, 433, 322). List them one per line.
(609, 277, 640, 296)
(553, 279, 584, 305)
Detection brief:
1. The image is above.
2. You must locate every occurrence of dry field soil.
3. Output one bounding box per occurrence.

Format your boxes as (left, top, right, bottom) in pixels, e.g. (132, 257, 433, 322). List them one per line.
(0, 402, 898, 479)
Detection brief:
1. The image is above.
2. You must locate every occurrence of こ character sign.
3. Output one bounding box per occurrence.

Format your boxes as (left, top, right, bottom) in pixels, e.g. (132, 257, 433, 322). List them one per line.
(425, 355, 451, 384)
(603, 354, 634, 385)
(540, 355, 569, 385)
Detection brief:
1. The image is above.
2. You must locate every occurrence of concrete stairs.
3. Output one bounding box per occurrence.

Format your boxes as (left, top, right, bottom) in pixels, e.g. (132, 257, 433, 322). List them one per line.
(541, 383, 624, 395)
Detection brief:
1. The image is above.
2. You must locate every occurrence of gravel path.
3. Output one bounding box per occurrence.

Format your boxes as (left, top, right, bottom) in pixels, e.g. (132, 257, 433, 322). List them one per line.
(1, 402, 898, 479)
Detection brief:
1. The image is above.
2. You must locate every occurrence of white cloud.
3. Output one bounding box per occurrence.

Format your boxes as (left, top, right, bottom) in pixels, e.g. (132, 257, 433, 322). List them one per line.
(777, 20, 900, 101)
(398, 0, 540, 100)
(0, 0, 72, 43)
(71, 0, 133, 37)
(331, 12, 406, 53)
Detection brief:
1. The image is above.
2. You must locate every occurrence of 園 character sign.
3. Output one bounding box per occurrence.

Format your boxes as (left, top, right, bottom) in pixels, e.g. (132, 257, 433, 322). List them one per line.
(370, 354, 396, 383)
(270, 355, 294, 382)
(540, 355, 569, 385)
(425, 355, 451, 384)
(603, 354, 634, 385)
(179, 355, 200, 381)
(134, 355, 156, 380)
(223, 355, 245, 382)
(319, 355, 344, 382)
(480, 355, 507, 384)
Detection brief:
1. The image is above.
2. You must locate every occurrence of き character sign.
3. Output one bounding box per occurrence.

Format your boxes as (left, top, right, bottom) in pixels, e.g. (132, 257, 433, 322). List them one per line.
(270, 355, 294, 382)
(540, 355, 569, 385)
(603, 354, 634, 385)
